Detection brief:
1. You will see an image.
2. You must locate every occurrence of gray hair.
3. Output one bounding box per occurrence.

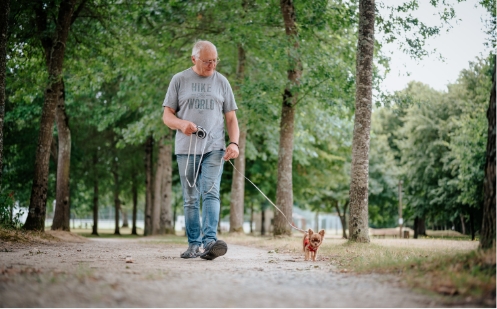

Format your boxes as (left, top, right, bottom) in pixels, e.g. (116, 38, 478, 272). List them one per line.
(192, 40, 217, 59)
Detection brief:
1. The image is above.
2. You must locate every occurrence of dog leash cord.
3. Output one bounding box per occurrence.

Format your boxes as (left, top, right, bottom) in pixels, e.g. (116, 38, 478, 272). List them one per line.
(228, 160, 306, 234)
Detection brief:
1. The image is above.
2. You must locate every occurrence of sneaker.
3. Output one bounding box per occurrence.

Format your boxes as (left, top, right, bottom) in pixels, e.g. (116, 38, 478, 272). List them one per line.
(180, 244, 200, 259)
(199, 240, 228, 260)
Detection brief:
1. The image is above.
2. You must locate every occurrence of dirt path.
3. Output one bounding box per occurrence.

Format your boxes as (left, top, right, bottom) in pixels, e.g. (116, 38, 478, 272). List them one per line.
(0, 235, 451, 307)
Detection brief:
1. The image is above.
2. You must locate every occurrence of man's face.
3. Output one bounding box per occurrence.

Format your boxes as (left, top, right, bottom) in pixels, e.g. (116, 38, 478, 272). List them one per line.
(192, 45, 218, 77)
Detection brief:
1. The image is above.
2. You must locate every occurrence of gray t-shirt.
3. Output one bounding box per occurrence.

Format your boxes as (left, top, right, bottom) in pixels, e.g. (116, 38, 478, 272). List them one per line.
(163, 68, 238, 155)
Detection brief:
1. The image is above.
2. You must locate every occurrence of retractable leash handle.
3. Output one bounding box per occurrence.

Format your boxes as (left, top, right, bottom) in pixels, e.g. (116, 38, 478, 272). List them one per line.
(192, 126, 207, 139)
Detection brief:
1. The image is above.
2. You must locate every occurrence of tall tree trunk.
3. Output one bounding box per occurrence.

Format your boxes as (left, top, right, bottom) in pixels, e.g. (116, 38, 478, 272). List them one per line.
(144, 135, 153, 235)
(348, 0, 375, 243)
(0, 0, 9, 185)
(91, 152, 98, 236)
(261, 207, 266, 236)
(52, 80, 71, 231)
(112, 156, 121, 235)
(459, 214, 466, 235)
(152, 135, 166, 235)
(24, 0, 77, 231)
(160, 131, 174, 234)
(131, 174, 138, 235)
(229, 44, 247, 234)
(469, 210, 475, 241)
(274, 0, 302, 236)
(480, 63, 496, 250)
(249, 202, 254, 234)
(121, 206, 129, 228)
(334, 200, 349, 239)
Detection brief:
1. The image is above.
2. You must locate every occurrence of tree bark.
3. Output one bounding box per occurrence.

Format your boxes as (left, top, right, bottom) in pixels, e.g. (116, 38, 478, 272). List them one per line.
(0, 0, 9, 185)
(459, 214, 466, 235)
(274, 0, 302, 237)
(249, 202, 254, 234)
(121, 206, 129, 228)
(229, 44, 247, 234)
(261, 207, 266, 236)
(152, 135, 166, 235)
(160, 131, 174, 234)
(480, 63, 496, 250)
(52, 80, 71, 231)
(131, 175, 138, 235)
(334, 200, 349, 239)
(24, 0, 77, 231)
(348, 0, 375, 243)
(91, 152, 99, 236)
(414, 217, 426, 238)
(144, 135, 153, 235)
(229, 128, 247, 232)
(112, 155, 121, 235)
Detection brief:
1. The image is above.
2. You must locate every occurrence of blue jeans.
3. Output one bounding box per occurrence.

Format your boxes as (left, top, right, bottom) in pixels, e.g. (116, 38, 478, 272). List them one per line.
(177, 150, 225, 248)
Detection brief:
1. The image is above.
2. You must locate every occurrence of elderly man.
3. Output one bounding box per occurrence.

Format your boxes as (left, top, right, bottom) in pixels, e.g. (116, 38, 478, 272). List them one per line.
(162, 40, 240, 260)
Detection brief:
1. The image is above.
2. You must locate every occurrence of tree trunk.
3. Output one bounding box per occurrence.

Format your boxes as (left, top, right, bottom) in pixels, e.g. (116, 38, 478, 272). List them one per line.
(160, 131, 174, 234)
(274, 0, 302, 237)
(348, 0, 375, 243)
(131, 175, 138, 235)
(121, 206, 129, 228)
(249, 202, 254, 234)
(261, 207, 266, 236)
(52, 80, 71, 231)
(112, 157, 121, 235)
(24, 0, 77, 231)
(334, 200, 349, 239)
(480, 63, 496, 250)
(469, 210, 475, 241)
(229, 126, 247, 233)
(152, 135, 166, 235)
(229, 44, 247, 234)
(459, 214, 466, 235)
(144, 135, 153, 235)
(91, 152, 99, 236)
(0, 0, 9, 185)
(414, 216, 427, 238)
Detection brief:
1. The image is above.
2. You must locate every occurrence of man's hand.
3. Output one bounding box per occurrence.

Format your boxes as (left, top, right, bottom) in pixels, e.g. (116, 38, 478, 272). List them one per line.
(179, 121, 198, 136)
(224, 143, 239, 161)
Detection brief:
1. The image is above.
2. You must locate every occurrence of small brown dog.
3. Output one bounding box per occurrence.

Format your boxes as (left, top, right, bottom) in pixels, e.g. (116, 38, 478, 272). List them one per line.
(303, 228, 325, 261)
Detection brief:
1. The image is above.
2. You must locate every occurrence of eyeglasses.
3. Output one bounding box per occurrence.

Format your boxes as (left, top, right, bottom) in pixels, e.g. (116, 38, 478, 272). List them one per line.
(197, 57, 220, 66)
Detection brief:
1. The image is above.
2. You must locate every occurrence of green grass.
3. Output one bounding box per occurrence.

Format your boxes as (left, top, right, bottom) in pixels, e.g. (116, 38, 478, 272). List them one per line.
(223, 234, 495, 306)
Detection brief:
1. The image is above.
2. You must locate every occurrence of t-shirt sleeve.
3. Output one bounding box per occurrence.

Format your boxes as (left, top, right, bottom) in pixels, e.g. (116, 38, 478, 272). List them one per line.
(222, 80, 238, 114)
(162, 74, 180, 111)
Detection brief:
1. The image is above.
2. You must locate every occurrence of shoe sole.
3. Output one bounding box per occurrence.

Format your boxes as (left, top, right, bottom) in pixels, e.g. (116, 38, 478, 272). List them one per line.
(200, 240, 228, 260)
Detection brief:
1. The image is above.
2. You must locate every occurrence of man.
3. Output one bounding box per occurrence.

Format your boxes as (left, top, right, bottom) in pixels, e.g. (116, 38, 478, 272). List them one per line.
(162, 40, 240, 260)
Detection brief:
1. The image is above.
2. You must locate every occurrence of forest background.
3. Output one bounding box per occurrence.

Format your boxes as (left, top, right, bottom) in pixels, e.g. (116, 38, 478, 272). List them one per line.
(0, 0, 495, 241)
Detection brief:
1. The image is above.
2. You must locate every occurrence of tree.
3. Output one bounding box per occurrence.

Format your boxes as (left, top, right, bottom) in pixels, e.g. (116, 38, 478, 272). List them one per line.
(480, 61, 496, 249)
(229, 43, 247, 234)
(0, 0, 9, 185)
(274, 0, 302, 236)
(348, 0, 375, 243)
(24, 0, 78, 231)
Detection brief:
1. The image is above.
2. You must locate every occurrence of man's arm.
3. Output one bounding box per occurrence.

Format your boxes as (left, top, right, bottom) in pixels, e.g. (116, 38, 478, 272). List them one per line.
(224, 110, 240, 160)
(162, 107, 198, 135)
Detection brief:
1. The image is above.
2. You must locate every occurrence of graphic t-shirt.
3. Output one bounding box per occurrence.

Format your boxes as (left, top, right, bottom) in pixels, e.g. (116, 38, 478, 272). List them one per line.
(163, 68, 238, 155)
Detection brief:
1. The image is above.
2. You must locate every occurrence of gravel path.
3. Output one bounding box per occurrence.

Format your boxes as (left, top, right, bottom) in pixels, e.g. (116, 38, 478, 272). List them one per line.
(0, 236, 449, 307)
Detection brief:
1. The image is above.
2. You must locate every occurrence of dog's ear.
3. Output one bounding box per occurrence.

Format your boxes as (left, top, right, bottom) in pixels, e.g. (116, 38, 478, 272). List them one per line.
(318, 229, 325, 237)
(308, 228, 314, 236)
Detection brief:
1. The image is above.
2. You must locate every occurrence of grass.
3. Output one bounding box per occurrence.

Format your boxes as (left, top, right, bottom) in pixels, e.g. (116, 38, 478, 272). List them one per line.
(220, 233, 495, 306)
(0, 227, 58, 243)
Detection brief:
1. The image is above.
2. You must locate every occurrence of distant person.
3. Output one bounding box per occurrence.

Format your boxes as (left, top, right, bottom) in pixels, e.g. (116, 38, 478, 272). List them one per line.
(162, 40, 240, 260)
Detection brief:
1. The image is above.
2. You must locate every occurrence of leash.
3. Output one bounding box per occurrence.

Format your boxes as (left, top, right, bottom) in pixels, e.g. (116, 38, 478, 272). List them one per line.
(185, 128, 223, 194)
(186, 126, 306, 234)
(227, 159, 307, 234)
